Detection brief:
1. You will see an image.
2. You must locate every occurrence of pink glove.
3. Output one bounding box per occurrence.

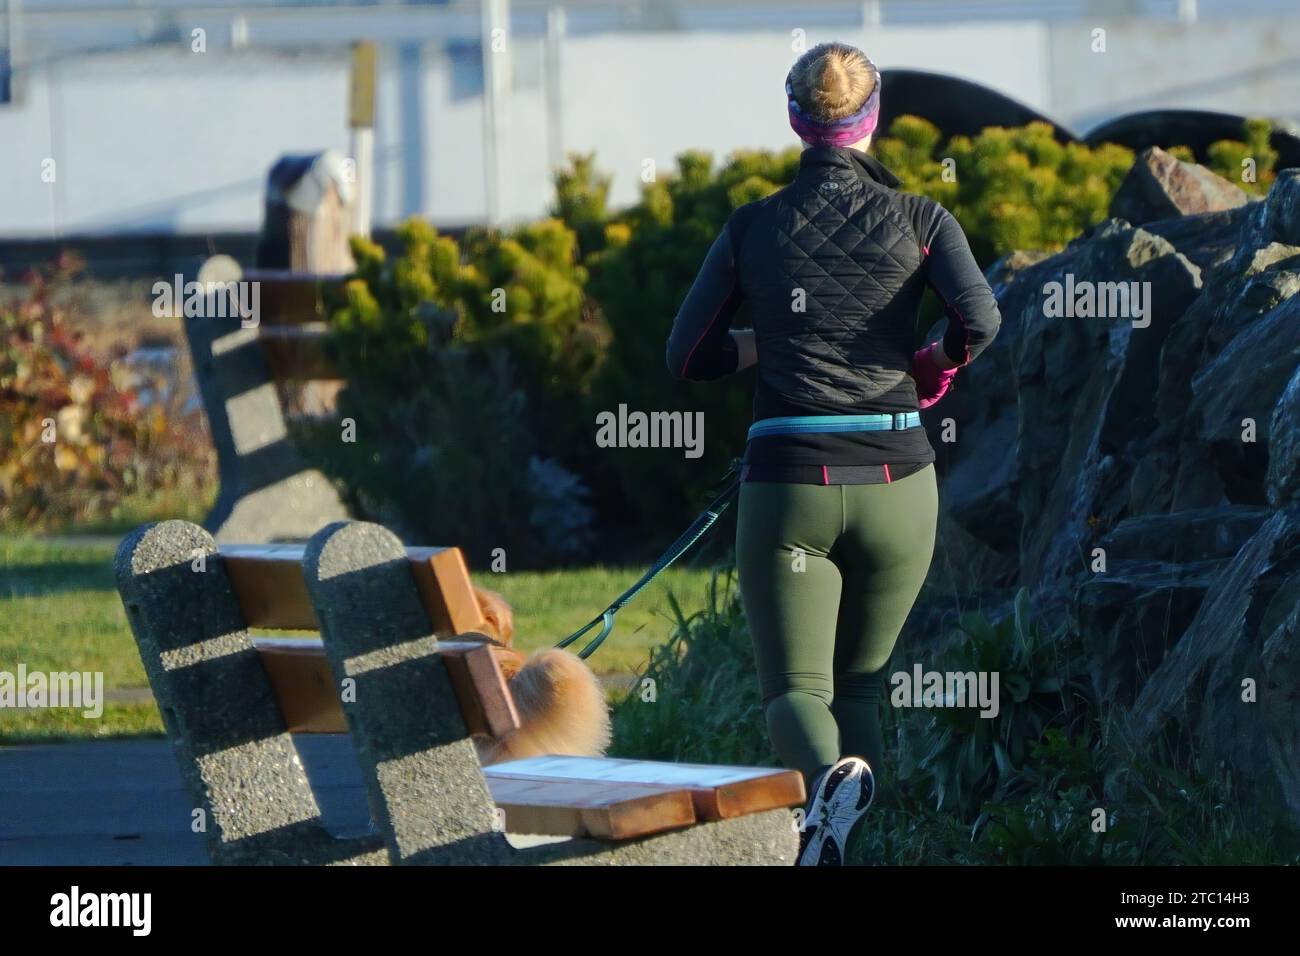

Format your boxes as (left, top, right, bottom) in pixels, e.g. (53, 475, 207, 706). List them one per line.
(911, 342, 960, 409)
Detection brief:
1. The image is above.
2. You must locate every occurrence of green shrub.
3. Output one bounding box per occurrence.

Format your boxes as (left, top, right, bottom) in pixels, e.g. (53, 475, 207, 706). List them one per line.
(901, 588, 1091, 817)
(876, 119, 1134, 264)
(458, 218, 601, 405)
(321, 218, 605, 564)
(332, 217, 602, 412)
(1206, 117, 1278, 195)
(551, 152, 613, 256)
(300, 342, 594, 567)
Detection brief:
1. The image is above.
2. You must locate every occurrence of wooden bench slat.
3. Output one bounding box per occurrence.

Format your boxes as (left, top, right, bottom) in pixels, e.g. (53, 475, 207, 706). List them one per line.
(487, 777, 696, 840)
(223, 548, 319, 630)
(221, 544, 487, 634)
(227, 541, 797, 849)
(485, 756, 806, 822)
(406, 546, 486, 636)
(229, 545, 514, 741)
(252, 637, 522, 738)
(253, 636, 347, 733)
(239, 271, 344, 327)
(258, 325, 339, 381)
(434, 640, 521, 738)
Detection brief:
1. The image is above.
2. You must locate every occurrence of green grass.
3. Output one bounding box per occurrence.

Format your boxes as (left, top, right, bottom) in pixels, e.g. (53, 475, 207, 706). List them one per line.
(0, 532, 715, 742)
(0, 535, 157, 742)
(0, 485, 216, 538)
(1, 702, 165, 742)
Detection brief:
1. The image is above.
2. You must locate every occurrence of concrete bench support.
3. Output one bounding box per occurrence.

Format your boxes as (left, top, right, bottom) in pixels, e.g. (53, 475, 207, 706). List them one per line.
(183, 277, 348, 543)
(113, 520, 385, 865)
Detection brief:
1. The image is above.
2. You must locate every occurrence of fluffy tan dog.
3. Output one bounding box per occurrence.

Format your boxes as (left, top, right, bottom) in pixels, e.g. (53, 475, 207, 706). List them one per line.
(470, 587, 612, 766)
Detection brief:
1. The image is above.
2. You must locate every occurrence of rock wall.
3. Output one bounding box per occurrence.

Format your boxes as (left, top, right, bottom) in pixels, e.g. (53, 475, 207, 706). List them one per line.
(922, 162, 1300, 821)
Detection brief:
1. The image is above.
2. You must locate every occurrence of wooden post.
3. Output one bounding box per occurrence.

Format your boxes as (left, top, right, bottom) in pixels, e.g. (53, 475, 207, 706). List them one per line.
(480, 0, 510, 226)
(544, 6, 565, 174)
(2, 0, 23, 105)
(256, 152, 356, 273)
(349, 41, 376, 240)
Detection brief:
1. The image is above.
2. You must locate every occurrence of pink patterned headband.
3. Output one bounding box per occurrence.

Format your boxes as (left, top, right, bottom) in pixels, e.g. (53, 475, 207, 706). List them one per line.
(786, 60, 882, 147)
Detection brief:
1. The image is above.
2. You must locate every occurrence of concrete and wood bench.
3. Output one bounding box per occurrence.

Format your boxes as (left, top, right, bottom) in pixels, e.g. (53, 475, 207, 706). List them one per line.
(114, 518, 804, 865)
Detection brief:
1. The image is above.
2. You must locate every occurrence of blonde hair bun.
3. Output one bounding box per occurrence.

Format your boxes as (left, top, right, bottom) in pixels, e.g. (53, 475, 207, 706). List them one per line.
(789, 43, 877, 123)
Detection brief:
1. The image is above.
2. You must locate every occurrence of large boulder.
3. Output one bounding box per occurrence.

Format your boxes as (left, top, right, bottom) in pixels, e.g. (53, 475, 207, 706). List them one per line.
(1013, 221, 1202, 596)
(1109, 146, 1250, 226)
(1186, 291, 1300, 505)
(1071, 506, 1270, 706)
(923, 250, 1047, 562)
(1267, 366, 1300, 507)
(966, 172, 1300, 576)
(1177, 172, 1300, 507)
(921, 161, 1300, 823)
(1125, 506, 1300, 820)
(935, 204, 1253, 582)
(1143, 204, 1252, 273)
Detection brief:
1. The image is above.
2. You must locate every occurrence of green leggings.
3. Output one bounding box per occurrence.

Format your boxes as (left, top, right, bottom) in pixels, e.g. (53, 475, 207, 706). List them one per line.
(735, 464, 938, 785)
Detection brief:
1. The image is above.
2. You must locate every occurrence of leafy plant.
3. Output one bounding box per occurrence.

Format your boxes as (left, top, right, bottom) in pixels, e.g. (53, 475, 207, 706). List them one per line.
(301, 343, 563, 567)
(0, 256, 214, 529)
(1206, 118, 1278, 195)
(876, 118, 1134, 264)
(527, 456, 597, 560)
(609, 566, 774, 766)
(321, 217, 607, 564)
(551, 152, 613, 256)
(903, 587, 1091, 816)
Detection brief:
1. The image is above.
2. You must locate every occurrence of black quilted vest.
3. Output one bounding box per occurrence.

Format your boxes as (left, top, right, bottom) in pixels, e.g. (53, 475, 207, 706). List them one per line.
(736, 146, 928, 407)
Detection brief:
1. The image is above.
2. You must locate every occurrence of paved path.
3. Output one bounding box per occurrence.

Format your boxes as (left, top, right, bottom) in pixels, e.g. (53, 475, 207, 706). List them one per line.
(0, 737, 371, 865)
(0, 737, 570, 864)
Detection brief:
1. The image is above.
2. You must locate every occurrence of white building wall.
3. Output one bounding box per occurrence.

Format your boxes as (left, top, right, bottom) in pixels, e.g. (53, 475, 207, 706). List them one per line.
(558, 23, 1050, 214)
(1047, 19, 1300, 130)
(0, 12, 1295, 238)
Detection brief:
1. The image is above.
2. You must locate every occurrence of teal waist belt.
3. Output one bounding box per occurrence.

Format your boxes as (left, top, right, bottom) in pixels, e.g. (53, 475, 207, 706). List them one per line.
(747, 412, 922, 440)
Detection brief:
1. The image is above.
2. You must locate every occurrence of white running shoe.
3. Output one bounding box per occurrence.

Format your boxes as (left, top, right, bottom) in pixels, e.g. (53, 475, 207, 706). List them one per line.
(797, 756, 876, 866)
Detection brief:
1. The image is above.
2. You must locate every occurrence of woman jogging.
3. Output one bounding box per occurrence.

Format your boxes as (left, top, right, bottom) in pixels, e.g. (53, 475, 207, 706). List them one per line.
(665, 42, 1001, 866)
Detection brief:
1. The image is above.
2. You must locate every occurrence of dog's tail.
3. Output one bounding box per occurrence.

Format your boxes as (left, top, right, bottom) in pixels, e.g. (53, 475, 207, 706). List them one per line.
(478, 648, 612, 765)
